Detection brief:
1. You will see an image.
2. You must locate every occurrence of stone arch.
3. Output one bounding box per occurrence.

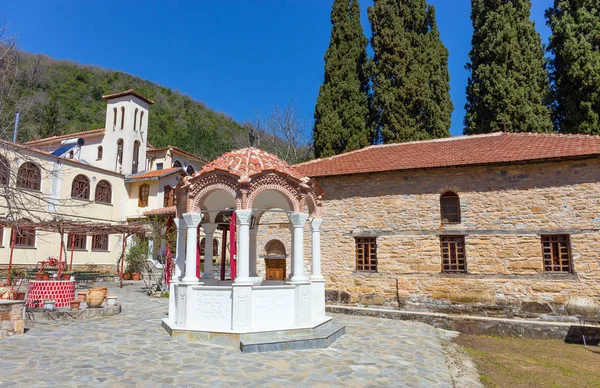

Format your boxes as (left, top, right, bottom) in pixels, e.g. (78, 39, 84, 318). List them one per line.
(191, 182, 241, 213)
(247, 174, 300, 213)
(265, 239, 286, 257)
(305, 192, 319, 217)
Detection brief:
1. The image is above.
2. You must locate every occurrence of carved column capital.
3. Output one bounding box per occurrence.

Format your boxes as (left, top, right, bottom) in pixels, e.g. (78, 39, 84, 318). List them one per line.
(310, 218, 323, 232)
(236, 209, 253, 225)
(182, 212, 203, 228)
(288, 213, 309, 228)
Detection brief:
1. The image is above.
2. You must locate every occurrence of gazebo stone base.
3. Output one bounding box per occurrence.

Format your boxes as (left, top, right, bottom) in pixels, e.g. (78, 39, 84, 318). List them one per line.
(162, 318, 345, 352)
(26, 305, 121, 321)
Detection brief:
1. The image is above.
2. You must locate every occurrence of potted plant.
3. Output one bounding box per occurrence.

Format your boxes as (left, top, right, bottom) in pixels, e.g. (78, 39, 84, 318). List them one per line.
(70, 300, 81, 310)
(125, 239, 148, 281)
(122, 273, 131, 280)
(35, 272, 44, 281)
(43, 299, 56, 311)
(62, 271, 74, 280)
(42, 273, 50, 281)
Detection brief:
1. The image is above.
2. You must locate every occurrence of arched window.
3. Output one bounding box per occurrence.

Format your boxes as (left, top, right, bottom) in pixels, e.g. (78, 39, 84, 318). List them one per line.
(13, 218, 35, 247)
(71, 174, 90, 199)
(139, 111, 144, 131)
(173, 160, 182, 168)
(113, 107, 117, 129)
(95, 180, 112, 204)
(97, 146, 103, 160)
(116, 139, 124, 166)
(133, 108, 138, 131)
(132, 141, 140, 173)
(0, 155, 9, 185)
(120, 106, 125, 129)
(440, 192, 460, 223)
(17, 162, 41, 191)
(186, 165, 195, 175)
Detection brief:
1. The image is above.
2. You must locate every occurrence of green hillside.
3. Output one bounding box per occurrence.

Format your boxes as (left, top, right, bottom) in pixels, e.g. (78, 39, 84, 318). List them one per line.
(8, 53, 247, 160)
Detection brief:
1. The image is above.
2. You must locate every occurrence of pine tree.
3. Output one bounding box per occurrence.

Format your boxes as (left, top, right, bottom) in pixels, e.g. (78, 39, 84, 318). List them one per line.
(464, 0, 552, 134)
(313, 0, 370, 158)
(368, 0, 452, 143)
(547, 0, 600, 134)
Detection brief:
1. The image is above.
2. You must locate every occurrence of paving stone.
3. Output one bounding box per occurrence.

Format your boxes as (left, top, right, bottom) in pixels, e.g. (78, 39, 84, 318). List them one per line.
(0, 282, 454, 387)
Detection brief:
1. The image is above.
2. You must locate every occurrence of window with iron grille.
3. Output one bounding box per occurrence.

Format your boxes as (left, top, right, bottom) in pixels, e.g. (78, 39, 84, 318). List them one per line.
(440, 192, 460, 223)
(92, 234, 109, 251)
(95, 180, 112, 204)
(541, 235, 572, 273)
(13, 219, 35, 247)
(164, 186, 174, 207)
(355, 237, 377, 272)
(17, 162, 41, 191)
(68, 233, 87, 250)
(71, 174, 90, 199)
(440, 235, 466, 273)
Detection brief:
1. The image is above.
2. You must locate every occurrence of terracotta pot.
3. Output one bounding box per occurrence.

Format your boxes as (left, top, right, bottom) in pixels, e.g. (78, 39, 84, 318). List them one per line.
(42, 273, 50, 281)
(70, 300, 81, 310)
(35, 273, 44, 281)
(85, 289, 104, 308)
(62, 274, 72, 280)
(132, 273, 141, 281)
(122, 273, 131, 280)
(77, 292, 87, 302)
(15, 292, 25, 300)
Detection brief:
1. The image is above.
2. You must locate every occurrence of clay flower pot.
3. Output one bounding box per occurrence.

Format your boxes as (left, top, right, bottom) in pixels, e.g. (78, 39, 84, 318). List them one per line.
(122, 273, 131, 280)
(132, 273, 141, 281)
(35, 273, 44, 281)
(77, 292, 87, 302)
(42, 273, 50, 281)
(70, 300, 81, 310)
(15, 292, 25, 300)
(62, 273, 72, 280)
(85, 289, 105, 308)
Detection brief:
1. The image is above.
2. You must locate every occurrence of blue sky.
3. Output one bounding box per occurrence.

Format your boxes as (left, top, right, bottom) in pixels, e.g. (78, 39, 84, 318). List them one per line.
(2, 0, 553, 137)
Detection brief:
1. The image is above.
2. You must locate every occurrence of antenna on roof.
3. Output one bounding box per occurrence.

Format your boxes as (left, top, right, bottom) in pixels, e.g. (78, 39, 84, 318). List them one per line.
(12, 112, 20, 143)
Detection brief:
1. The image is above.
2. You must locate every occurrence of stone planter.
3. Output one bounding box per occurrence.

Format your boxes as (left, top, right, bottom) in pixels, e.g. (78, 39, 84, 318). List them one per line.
(43, 300, 56, 311)
(106, 296, 117, 307)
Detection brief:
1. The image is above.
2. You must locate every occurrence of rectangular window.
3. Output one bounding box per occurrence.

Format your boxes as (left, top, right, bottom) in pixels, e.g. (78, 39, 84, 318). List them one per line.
(68, 233, 87, 250)
(440, 235, 466, 273)
(138, 184, 150, 207)
(163, 186, 174, 207)
(14, 226, 36, 247)
(156, 163, 163, 170)
(92, 234, 109, 251)
(542, 235, 572, 273)
(355, 237, 377, 272)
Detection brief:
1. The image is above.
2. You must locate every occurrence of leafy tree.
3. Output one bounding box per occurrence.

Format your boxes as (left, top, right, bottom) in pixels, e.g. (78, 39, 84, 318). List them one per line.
(40, 98, 62, 139)
(313, 0, 370, 158)
(546, 0, 600, 134)
(465, 0, 552, 134)
(368, 0, 452, 143)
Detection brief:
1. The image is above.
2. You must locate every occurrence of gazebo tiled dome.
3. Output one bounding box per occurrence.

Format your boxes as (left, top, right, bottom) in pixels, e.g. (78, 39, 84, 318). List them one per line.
(196, 147, 306, 183)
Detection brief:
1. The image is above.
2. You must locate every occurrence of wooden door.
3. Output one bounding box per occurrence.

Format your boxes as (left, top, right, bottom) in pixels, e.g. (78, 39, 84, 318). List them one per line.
(266, 259, 286, 281)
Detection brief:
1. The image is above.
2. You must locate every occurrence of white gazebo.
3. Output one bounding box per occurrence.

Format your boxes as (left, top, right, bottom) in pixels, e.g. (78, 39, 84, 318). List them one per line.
(162, 148, 343, 351)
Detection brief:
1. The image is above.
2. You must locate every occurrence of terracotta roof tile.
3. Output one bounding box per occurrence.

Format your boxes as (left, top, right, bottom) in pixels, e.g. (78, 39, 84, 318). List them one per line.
(198, 147, 305, 182)
(24, 128, 105, 146)
(143, 206, 176, 216)
(126, 167, 183, 181)
(102, 89, 154, 104)
(294, 132, 600, 178)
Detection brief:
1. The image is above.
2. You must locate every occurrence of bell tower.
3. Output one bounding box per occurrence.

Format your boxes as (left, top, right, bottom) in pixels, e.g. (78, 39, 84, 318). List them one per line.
(101, 89, 154, 175)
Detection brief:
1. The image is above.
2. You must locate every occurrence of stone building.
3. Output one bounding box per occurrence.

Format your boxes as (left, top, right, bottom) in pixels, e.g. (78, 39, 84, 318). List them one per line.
(294, 132, 600, 317)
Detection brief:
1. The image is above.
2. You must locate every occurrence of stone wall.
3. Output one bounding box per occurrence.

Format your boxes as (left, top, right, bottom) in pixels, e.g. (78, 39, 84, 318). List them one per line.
(0, 301, 24, 338)
(317, 158, 600, 318)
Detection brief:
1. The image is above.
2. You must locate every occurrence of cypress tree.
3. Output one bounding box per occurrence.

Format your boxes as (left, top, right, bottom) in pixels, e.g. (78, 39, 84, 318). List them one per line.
(464, 0, 552, 134)
(313, 0, 370, 158)
(547, 0, 600, 134)
(368, 0, 452, 143)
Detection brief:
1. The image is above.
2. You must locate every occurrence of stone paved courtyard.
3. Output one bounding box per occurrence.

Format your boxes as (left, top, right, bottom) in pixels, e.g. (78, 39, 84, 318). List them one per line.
(0, 282, 453, 387)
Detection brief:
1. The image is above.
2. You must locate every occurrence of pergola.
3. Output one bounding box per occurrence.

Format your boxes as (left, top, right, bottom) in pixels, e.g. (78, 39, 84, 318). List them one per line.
(165, 147, 330, 337)
(1, 219, 146, 284)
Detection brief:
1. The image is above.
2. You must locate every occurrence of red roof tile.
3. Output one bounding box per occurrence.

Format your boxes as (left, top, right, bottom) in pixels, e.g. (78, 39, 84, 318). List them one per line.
(25, 128, 105, 146)
(198, 147, 305, 182)
(294, 132, 600, 178)
(126, 167, 183, 181)
(143, 206, 176, 216)
(102, 89, 155, 104)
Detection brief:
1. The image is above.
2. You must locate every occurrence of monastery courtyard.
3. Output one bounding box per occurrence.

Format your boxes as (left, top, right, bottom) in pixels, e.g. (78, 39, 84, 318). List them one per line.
(0, 282, 456, 387)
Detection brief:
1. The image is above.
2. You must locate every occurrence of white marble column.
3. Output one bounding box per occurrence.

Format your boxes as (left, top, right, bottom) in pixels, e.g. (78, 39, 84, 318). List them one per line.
(289, 213, 309, 283)
(288, 224, 295, 280)
(249, 228, 258, 277)
(235, 209, 253, 284)
(310, 218, 324, 281)
(173, 218, 186, 281)
(201, 223, 218, 280)
(181, 212, 202, 283)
